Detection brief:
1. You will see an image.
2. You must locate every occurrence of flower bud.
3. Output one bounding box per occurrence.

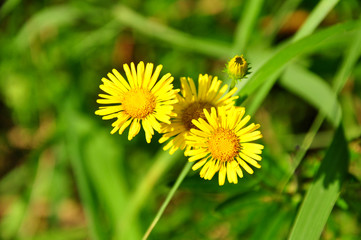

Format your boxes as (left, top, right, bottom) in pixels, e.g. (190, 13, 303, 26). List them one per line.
(226, 55, 249, 80)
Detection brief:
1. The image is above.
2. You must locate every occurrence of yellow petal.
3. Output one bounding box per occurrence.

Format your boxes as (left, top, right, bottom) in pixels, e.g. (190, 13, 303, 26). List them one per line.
(218, 163, 226, 186)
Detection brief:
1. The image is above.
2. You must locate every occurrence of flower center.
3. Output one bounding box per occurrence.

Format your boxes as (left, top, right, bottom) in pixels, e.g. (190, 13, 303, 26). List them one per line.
(235, 56, 244, 65)
(208, 128, 240, 162)
(181, 101, 214, 130)
(122, 88, 156, 119)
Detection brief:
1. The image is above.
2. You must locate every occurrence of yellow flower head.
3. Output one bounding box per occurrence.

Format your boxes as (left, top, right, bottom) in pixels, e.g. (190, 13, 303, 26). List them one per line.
(159, 74, 238, 154)
(95, 61, 178, 143)
(185, 106, 264, 186)
(226, 55, 249, 80)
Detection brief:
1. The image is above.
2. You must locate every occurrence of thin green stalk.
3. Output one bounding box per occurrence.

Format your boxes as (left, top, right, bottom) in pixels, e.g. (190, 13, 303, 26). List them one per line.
(332, 21, 361, 92)
(142, 162, 193, 240)
(279, 113, 325, 191)
(117, 150, 182, 239)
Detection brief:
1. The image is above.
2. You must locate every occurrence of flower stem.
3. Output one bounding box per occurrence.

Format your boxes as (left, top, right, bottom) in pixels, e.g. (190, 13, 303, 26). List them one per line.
(142, 161, 193, 240)
(230, 78, 236, 89)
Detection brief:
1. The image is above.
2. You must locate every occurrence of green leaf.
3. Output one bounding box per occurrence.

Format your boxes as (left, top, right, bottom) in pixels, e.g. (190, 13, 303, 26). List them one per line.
(289, 124, 350, 240)
(280, 64, 341, 126)
(64, 110, 105, 240)
(112, 5, 232, 58)
(292, 0, 340, 41)
(250, 204, 294, 240)
(232, 0, 264, 53)
(240, 21, 359, 98)
(84, 131, 128, 220)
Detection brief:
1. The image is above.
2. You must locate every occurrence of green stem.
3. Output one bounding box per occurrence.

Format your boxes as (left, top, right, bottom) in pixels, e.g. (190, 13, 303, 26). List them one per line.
(230, 78, 237, 89)
(142, 162, 193, 240)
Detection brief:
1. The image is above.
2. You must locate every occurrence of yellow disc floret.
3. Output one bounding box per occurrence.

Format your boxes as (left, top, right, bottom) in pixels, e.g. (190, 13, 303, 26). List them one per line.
(122, 88, 156, 119)
(208, 128, 240, 162)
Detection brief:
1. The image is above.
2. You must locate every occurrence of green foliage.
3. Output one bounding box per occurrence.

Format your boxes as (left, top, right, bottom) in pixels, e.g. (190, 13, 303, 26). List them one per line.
(289, 125, 349, 240)
(0, 0, 361, 239)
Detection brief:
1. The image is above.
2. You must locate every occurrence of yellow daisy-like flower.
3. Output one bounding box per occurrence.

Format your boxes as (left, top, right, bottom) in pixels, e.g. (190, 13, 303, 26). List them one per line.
(226, 55, 249, 80)
(185, 106, 264, 186)
(159, 74, 238, 154)
(95, 61, 178, 143)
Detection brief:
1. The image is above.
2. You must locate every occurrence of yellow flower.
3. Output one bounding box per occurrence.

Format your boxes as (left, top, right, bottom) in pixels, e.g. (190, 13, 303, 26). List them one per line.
(226, 55, 249, 80)
(95, 61, 178, 143)
(159, 74, 238, 154)
(185, 107, 264, 186)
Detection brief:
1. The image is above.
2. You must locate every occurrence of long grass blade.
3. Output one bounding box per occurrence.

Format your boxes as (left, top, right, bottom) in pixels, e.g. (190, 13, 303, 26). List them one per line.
(64, 100, 104, 240)
(241, 21, 358, 98)
(232, 0, 264, 53)
(288, 125, 349, 240)
(280, 64, 341, 126)
(116, 150, 182, 239)
(112, 5, 231, 58)
(243, 0, 345, 114)
(293, 0, 339, 41)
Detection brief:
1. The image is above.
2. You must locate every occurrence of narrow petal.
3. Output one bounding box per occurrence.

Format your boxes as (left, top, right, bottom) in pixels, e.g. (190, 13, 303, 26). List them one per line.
(112, 69, 130, 90)
(128, 119, 141, 140)
(218, 163, 227, 186)
(123, 63, 135, 89)
(148, 64, 163, 90)
(188, 151, 209, 162)
(192, 158, 208, 171)
(237, 158, 254, 174)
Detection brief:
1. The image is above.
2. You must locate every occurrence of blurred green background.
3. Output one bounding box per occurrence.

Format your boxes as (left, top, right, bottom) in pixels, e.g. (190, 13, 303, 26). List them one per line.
(1, 0, 361, 239)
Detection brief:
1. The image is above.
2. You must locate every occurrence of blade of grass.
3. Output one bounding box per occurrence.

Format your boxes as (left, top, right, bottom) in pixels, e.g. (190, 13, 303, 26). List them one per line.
(232, 0, 264, 54)
(293, 0, 339, 41)
(332, 24, 361, 92)
(241, 21, 358, 101)
(264, 0, 303, 41)
(288, 125, 349, 240)
(116, 150, 182, 239)
(64, 98, 104, 240)
(280, 64, 341, 126)
(112, 5, 232, 58)
(243, 0, 345, 114)
(142, 162, 193, 240)
(84, 132, 141, 240)
(0, 0, 22, 19)
(280, 20, 361, 190)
